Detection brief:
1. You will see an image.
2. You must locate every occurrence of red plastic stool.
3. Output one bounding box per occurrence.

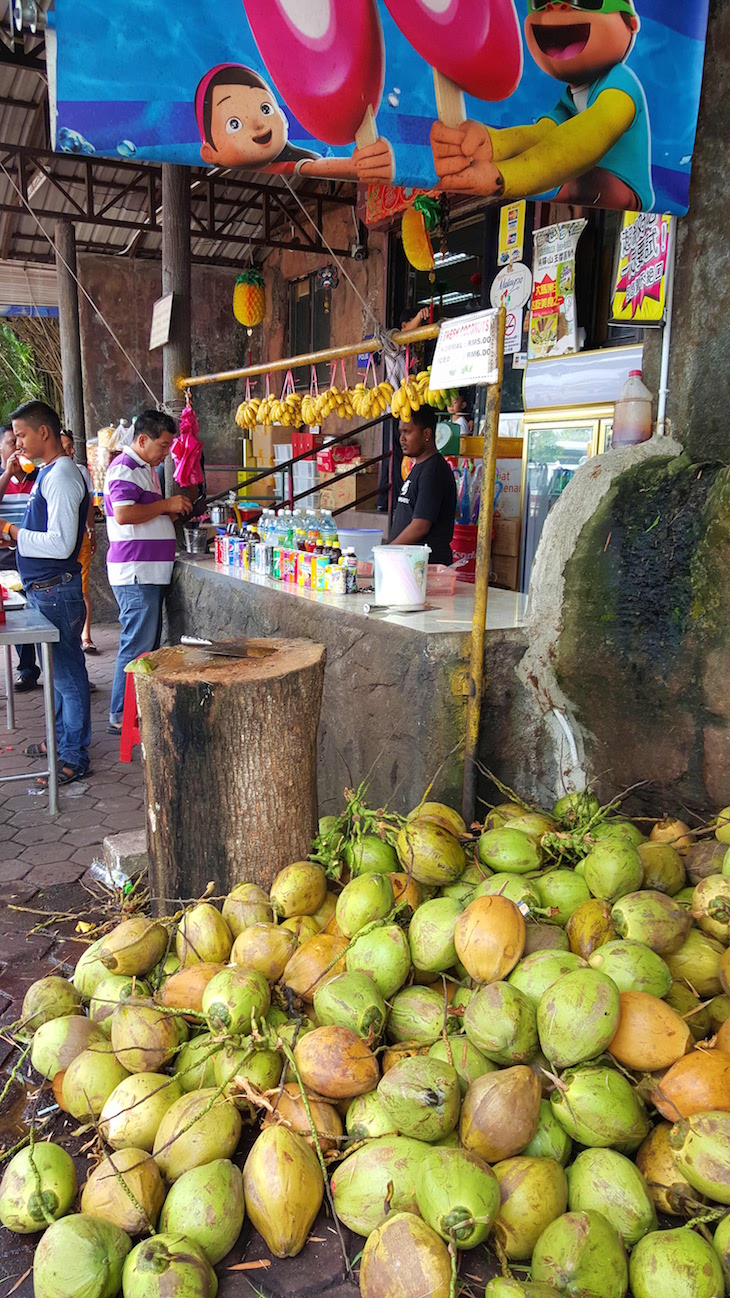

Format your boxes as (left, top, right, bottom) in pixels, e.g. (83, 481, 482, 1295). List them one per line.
(119, 665, 143, 763)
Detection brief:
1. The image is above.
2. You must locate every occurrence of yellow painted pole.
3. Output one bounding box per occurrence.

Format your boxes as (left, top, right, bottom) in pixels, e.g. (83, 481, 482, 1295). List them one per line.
(462, 305, 507, 826)
(180, 324, 441, 389)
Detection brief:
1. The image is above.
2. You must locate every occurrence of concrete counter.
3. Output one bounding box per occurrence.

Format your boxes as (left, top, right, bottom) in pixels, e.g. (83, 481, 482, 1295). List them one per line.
(167, 555, 531, 815)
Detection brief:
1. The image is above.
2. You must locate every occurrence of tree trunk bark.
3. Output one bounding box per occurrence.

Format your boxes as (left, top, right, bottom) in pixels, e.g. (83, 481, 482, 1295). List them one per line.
(135, 639, 326, 914)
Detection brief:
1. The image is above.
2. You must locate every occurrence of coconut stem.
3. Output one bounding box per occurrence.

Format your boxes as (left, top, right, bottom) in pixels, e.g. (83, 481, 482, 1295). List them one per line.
(26, 1126, 56, 1226)
(448, 1238, 458, 1298)
(0, 1041, 31, 1109)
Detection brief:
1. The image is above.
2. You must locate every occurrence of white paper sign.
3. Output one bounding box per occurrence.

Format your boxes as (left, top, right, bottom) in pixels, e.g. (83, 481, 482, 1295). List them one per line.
(430, 308, 499, 389)
(504, 307, 523, 357)
(490, 263, 532, 311)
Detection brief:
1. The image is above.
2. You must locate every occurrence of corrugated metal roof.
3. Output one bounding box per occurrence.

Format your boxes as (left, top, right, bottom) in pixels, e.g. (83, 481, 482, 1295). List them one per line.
(0, 258, 57, 305)
(0, 6, 355, 268)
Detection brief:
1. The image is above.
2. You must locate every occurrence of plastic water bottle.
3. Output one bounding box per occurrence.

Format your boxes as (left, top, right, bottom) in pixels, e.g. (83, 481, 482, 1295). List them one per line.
(320, 509, 338, 546)
(612, 371, 653, 446)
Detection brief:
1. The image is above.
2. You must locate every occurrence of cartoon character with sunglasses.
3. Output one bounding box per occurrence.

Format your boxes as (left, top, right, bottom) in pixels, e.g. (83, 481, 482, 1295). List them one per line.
(431, 0, 654, 211)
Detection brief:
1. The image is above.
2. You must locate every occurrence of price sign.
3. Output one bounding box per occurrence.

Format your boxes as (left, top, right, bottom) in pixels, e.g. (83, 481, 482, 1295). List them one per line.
(430, 308, 500, 389)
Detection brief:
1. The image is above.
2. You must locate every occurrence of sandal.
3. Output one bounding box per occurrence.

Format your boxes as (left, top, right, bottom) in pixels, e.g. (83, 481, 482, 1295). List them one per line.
(82, 640, 98, 655)
(24, 742, 49, 759)
(37, 764, 90, 788)
(106, 723, 122, 735)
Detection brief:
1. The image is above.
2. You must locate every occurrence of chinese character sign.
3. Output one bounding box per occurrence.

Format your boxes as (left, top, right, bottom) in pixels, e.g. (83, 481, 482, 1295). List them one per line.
(49, 0, 710, 216)
(528, 221, 586, 360)
(611, 213, 673, 325)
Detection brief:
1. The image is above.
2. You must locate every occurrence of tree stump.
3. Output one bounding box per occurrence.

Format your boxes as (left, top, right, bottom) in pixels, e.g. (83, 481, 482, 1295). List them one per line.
(134, 638, 326, 913)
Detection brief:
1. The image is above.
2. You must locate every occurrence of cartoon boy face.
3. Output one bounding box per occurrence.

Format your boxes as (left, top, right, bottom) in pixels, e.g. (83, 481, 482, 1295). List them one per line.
(198, 71, 290, 167)
(525, 0, 638, 86)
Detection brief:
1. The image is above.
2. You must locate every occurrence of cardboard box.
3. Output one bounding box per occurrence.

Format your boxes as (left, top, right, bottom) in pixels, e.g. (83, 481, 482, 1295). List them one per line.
(495, 458, 522, 520)
(492, 517, 521, 558)
(355, 472, 380, 511)
(319, 477, 356, 511)
(492, 553, 520, 590)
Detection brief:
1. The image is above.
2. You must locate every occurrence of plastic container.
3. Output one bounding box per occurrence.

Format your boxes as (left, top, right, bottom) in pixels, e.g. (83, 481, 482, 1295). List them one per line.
(612, 371, 653, 446)
(337, 527, 384, 562)
(426, 564, 458, 596)
(373, 545, 431, 607)
(451, 523, 478, 583)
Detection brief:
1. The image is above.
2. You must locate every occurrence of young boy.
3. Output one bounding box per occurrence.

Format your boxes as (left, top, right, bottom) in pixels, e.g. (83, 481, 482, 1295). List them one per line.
(195, 64, 394, 182)
(431, 0, 653, 212)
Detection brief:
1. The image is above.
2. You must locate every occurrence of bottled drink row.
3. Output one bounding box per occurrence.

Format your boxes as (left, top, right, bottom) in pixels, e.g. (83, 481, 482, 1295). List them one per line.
(214, 508, 359, 594)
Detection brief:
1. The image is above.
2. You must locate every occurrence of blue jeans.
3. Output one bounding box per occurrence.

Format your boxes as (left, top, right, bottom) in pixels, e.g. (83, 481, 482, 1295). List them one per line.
(26, 574, 91, 770)
(110, 582, 165, 723)
(16, 642, 39, 682)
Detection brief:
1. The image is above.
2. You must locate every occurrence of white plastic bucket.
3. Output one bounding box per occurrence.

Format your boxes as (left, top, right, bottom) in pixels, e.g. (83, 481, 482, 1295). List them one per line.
(372, 545, 431, 607)
(337, 527, 384, 562)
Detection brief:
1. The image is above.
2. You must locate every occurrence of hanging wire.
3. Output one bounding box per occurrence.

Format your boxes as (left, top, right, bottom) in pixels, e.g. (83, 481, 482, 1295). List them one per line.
(0, 162, 163, 408)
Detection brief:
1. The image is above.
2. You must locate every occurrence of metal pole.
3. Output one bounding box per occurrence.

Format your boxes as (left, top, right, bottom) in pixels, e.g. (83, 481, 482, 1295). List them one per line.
(180, 324, 442, 389)
(161, 164, 191, 492)
(656, 217, 677, 437)
(54, 219, 87, 464)
(41, 642, 58, 816)
(462, 306, 507, 826)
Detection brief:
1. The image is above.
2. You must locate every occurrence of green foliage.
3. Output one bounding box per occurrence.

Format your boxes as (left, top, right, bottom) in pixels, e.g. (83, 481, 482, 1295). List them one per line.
(0, 323, 45, 424)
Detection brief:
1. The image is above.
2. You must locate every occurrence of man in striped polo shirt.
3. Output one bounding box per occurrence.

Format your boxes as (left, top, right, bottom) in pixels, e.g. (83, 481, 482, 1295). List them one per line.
(105, 410, 192, 734)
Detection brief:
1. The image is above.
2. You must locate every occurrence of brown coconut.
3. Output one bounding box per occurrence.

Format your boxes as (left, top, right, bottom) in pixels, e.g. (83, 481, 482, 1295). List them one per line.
(157, 964, 225, 1014)
(460, 1066, 541, 1162)
(293, 1026, 379, 1099)
(232, 924, 298, 981)
(282, 934, 348, 1001)
(80, 1147, 165, 1234)
(454, 895, 525, 983)
(359, 1211, 452, 1298)
(262, 1082, 343, 1153)
(652, 1048, 730, 1121)
(110, 999, 187, 1073)
(608, 991, 694, 1072)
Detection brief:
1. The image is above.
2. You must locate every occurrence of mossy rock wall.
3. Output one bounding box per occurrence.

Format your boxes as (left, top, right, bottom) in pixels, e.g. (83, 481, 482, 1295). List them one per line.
(555, 455, 730, 812)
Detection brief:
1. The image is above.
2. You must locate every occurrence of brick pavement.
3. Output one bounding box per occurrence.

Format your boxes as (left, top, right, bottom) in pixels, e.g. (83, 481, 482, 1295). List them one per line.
(0, 622, 145, 882)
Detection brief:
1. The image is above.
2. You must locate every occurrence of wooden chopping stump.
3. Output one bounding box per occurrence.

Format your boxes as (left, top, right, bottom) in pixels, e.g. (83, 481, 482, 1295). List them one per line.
(134, 638, 326, 912)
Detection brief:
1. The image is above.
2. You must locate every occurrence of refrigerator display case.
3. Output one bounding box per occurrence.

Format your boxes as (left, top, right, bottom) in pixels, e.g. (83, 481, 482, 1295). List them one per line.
(519, 406, 614, 592)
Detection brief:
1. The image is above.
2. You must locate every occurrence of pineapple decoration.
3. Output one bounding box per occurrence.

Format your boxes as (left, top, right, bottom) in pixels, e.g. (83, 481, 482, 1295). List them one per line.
(233, 268, 266, 334)
(401, 196, 442, 277)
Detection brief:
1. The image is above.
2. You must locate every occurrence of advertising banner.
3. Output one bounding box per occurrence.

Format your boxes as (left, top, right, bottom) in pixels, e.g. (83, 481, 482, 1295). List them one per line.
(49, 0, 709, 216)
(528, 220, 586, 360)
(611, 212, 673, 325)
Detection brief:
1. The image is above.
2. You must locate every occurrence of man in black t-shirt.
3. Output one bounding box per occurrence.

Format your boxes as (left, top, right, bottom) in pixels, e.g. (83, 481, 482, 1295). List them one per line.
(389, 406, 457, 566)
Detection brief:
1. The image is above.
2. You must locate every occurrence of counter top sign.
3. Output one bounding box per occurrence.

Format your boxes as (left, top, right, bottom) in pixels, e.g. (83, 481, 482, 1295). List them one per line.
(430, 308, 499, 390)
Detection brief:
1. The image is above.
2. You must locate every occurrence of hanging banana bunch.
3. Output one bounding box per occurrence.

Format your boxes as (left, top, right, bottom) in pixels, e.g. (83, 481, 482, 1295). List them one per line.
(351, 380, 394, 420)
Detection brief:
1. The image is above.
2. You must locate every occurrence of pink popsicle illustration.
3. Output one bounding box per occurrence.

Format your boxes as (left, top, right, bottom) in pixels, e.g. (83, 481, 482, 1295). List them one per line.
(382, 0, 523, 127)
(242, 0, 385, 147)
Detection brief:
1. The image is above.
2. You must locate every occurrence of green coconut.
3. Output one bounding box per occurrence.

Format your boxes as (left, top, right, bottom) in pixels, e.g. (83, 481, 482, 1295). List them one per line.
(31, 1015, 106, 1080)
(377, 1056, 461, 1142)
(336, 872, 394, 938)
(474, 873, 542, 913)
(552, 791, 601, 829)
(493, 1156, 569, 1260)
(21, 976, 83, 1036)
(313, 972, 387, 1038)
(213, 1039, 282, 1092)
(567, 1148, 657, 1247)
(80, 1148, 165, 1236)
(534, 871, 591, 926)
(588, 940, 672, 997)
(416, 1147, 500, 1248)
(122, 1235, 217, 1298)
(532, 1210, 629, 1298)
(523, 923, 571, 954)
(73, 937, 111, 1000)
(669, 1111, 730, 1203)
(714, 1215, 730, 1290)
(396, 820, 466, 886)
(611, 890, 690, 955)
(591, 820, 645, 848)
(638, 842, 686, 895)
(441, 861, 491, 906)
(507, 951, 586, 1005)
(486, 1283, 561, 1298)
(537, 969, 620, 1069)
(174, 1032, 221, 1091)
(265, 1006, 317, 1049)
(692, 875, 730, 943)
(709, 993, 730, 1033)
(346, 923, 411, 998)
(343, 834, 399, 876)
(201, 966, 270, 1035)
(583, 841, 644, 903)
(387, 985, 456, 1046)
(550, 1065, 650, 1152)
(100, 1073, 183, 1152)
(665, 929, 725, 997)
(428, 1036, 495, 1096)
(62, 1039, 131, 1119)
(566, 898, 616, 959)
(221, 882, 273, 938)
(98, 917, 168, 978)
(477, 827, 543, 875)
(504, 812, 556, 838)
(345, 1091, 398, 1141)
(522, 1099, 573, 1165)
(32, 1214, 132, 1298)
(463, 982, 538, 1065)
(159, 1158, 244, 1264)
(176, 903, 233, 966)
(630, 1227, 724, 1298)
(408, 897, 462, 973)
(153, 1089, 242, 1181)
(330, 1135, 429, 1236)
(359, 1211, 452, 1298)
(90, 976, 151, 1033)
(110, 998, 188, 1073)
(0, 1141, 76, 1233)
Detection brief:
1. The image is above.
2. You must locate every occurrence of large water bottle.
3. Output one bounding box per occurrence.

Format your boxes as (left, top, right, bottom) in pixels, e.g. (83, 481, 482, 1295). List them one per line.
(320, 509, 338, 546)
(612, 371, 654, 447)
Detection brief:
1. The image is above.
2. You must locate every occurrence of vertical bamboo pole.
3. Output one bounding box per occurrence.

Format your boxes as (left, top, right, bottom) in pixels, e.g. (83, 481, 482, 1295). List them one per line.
(462, 306, 507, 825)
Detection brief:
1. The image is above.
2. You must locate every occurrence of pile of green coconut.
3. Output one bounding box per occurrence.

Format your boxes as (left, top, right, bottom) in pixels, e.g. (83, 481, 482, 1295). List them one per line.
(2, 788, 730, 1298)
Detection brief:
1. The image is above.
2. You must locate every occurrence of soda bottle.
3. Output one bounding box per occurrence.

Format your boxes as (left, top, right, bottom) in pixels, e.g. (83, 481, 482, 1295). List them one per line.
(343, 547, 358, 595)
